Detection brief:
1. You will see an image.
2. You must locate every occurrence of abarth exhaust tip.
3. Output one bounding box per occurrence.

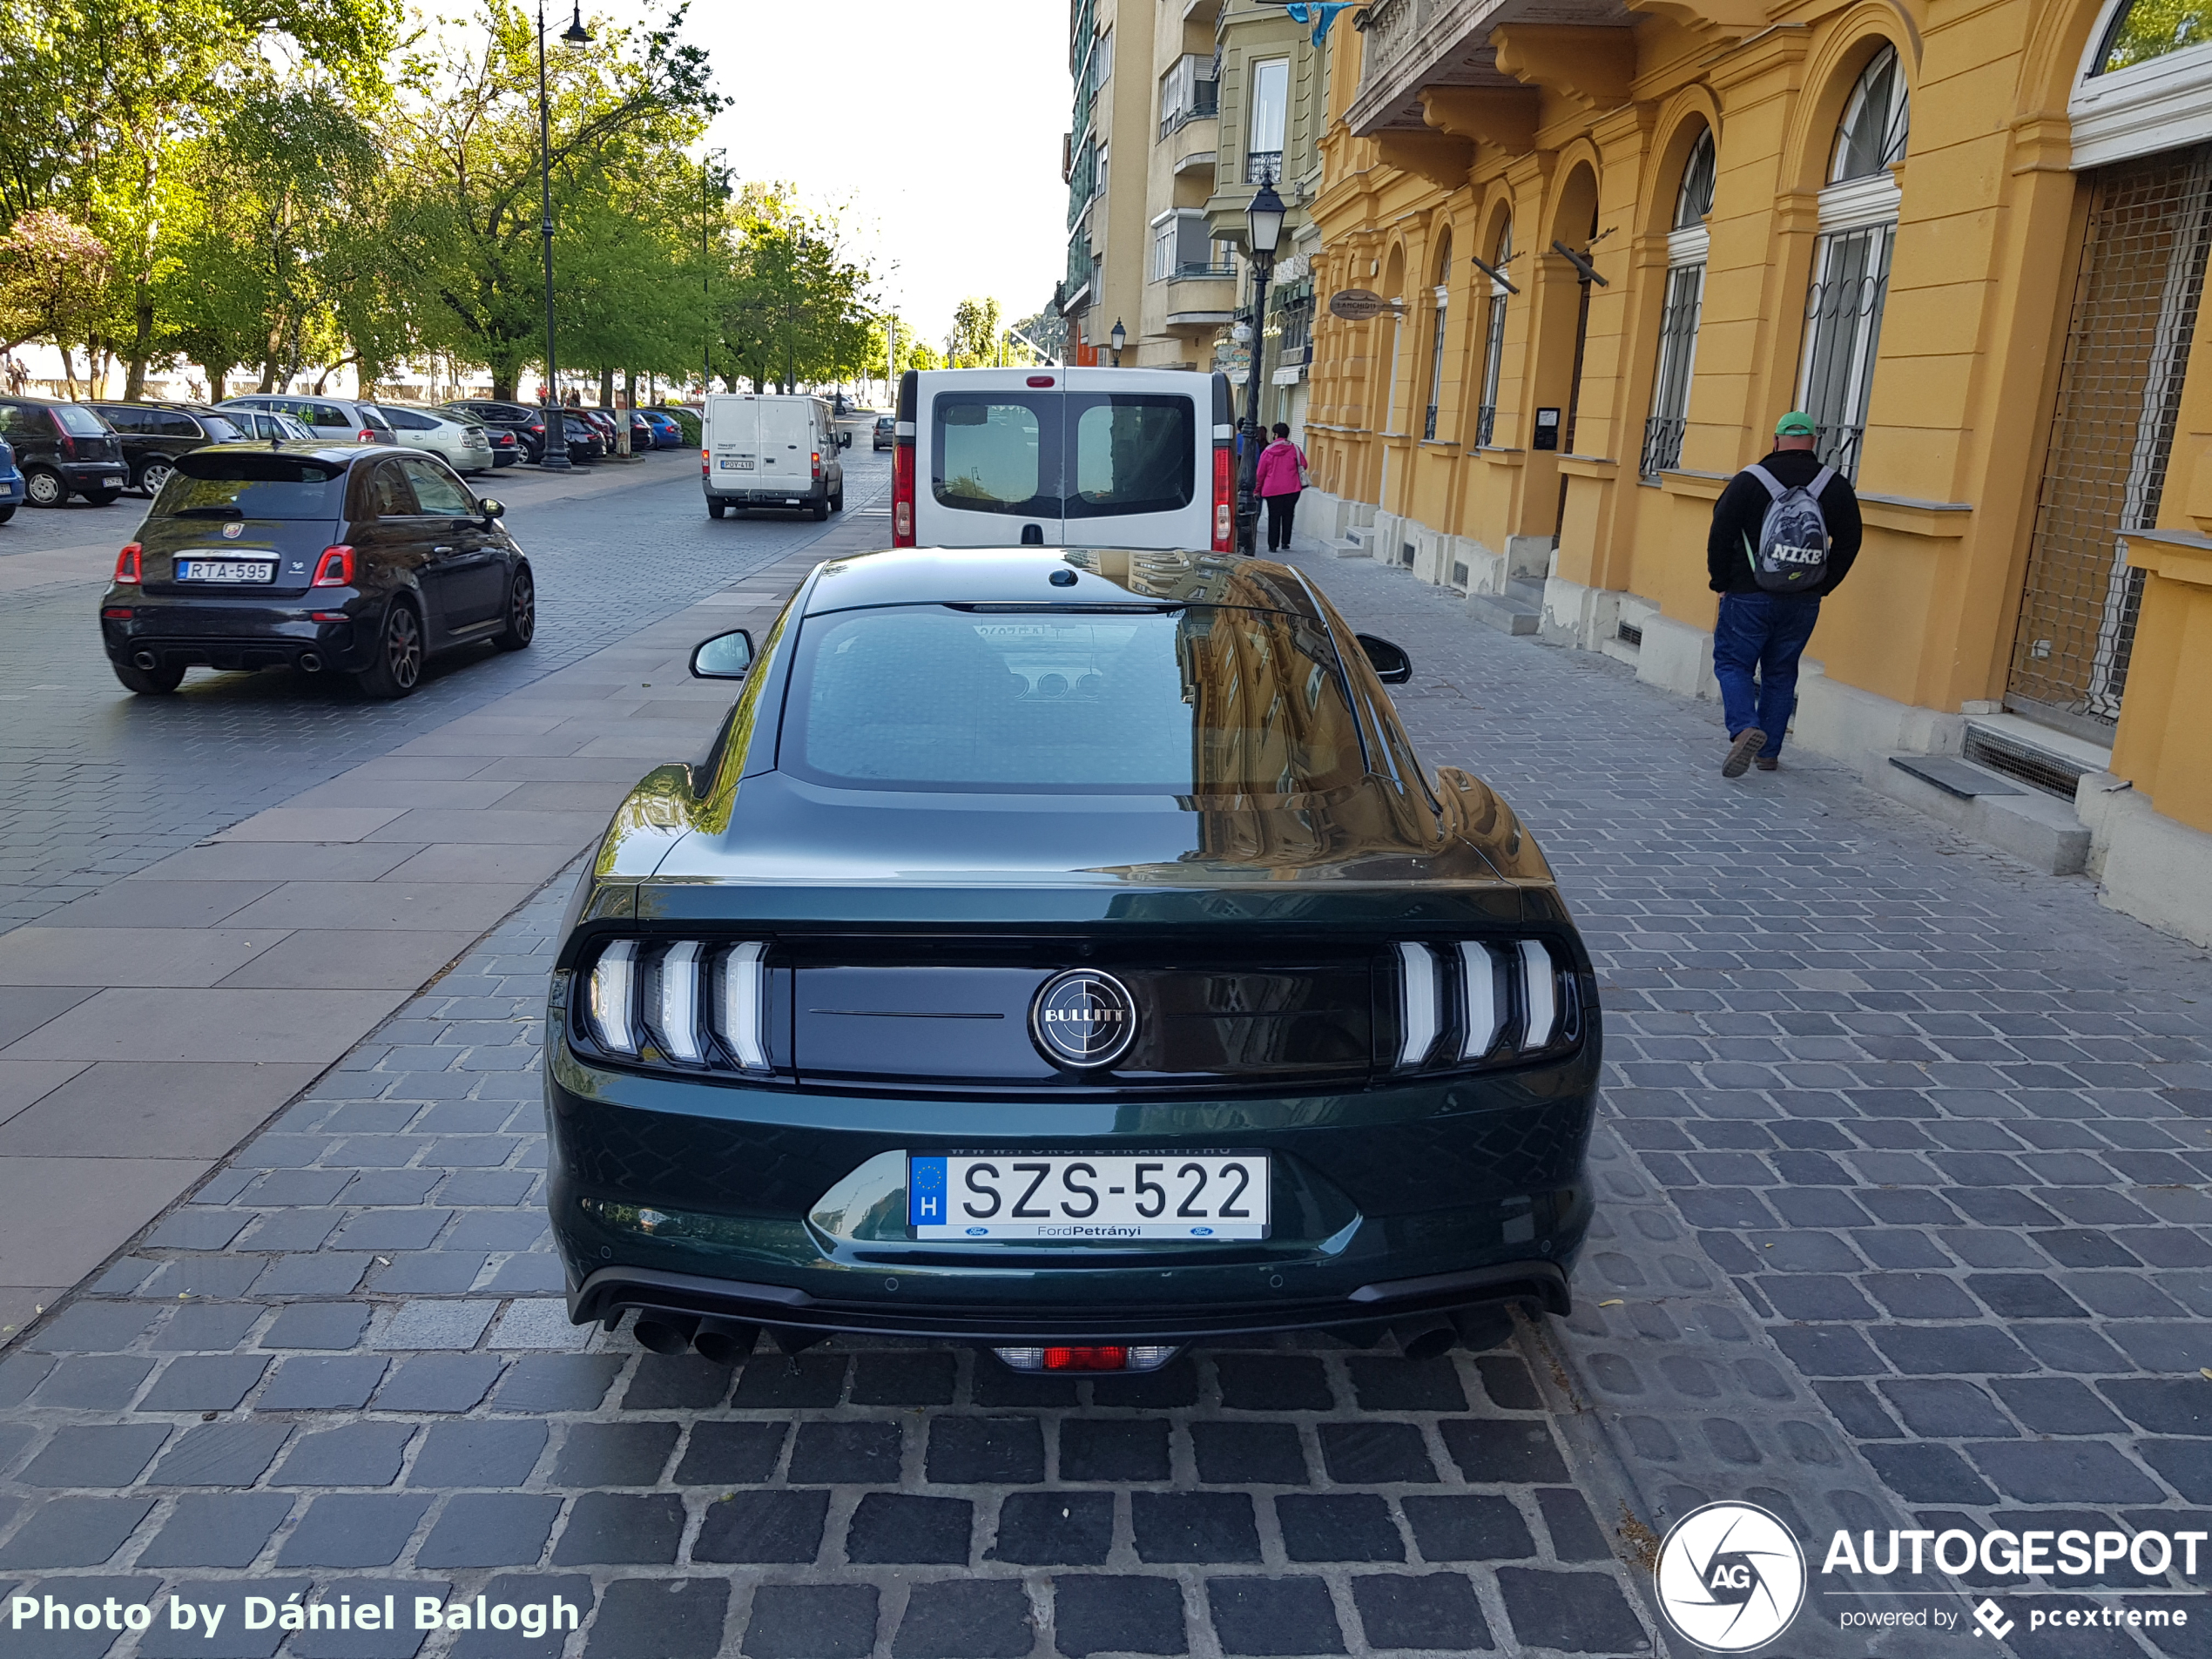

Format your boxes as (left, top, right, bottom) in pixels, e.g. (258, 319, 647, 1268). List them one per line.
(631, 1311, 698, 1354)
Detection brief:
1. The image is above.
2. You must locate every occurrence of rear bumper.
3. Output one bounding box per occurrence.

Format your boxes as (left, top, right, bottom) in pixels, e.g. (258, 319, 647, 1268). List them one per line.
(566, 1258, 1571, 1341)
(704, 484, 829, 506)
(57, 461, 127, 489)
(101, 606, 366, 673)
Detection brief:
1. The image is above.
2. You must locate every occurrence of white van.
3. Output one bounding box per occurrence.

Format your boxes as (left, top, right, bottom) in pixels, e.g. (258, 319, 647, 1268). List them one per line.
(702, 394, 848, 520)
(892, 368, 1233, 551)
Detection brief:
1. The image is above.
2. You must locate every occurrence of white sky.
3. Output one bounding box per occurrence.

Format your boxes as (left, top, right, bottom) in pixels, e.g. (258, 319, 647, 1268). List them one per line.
(685, 1, 1068, 343)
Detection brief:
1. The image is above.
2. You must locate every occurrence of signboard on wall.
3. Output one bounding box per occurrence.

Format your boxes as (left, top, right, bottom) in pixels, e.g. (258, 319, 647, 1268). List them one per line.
(1533, 408, 1561, 451)
(1328, 289, 1391, 321)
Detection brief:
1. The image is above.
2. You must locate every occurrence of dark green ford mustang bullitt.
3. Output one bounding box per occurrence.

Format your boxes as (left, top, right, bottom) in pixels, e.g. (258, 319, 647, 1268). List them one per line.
(546, 547, 1598, 1372)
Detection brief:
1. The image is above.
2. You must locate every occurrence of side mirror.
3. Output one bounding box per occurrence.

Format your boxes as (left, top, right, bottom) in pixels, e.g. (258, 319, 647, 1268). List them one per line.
(476, 497, 506, 523)
(839, 432, 853, 449)
(1358, 633, 1413, 685)
(691, 629, 754, 679)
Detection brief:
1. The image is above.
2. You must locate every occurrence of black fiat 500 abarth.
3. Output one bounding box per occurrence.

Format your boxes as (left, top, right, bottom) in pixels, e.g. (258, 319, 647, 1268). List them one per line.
(548, 547, 1598, 1372)
(98, 442, 534, 699)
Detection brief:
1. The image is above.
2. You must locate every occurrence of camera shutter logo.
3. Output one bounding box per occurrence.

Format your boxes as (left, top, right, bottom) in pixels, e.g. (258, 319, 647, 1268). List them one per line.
(1654, 1501, 1806, 1652)
(1030, 969, 1137, 1069)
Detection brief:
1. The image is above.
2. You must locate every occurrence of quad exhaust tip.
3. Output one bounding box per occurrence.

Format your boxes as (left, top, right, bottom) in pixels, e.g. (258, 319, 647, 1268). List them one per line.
(691, 1317, 760, 1366)
(631, 1311, 698, 1355)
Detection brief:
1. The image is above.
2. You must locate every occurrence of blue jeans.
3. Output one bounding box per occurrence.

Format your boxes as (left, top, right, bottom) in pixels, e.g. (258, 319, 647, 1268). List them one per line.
(1713, 591, 1821, 758)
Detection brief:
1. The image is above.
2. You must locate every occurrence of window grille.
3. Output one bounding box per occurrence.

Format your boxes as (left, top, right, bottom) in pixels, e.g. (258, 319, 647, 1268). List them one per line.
(1644, 131, 1714, 477)
(1797, 222, 1892, 481)
(2007, 142, 2212, 730)
(1423, 244, 1450, 441)
(1474, 224, 1510, 448)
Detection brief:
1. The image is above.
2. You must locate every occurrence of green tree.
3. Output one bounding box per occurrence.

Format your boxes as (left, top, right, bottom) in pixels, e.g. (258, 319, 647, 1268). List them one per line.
(385, 2, 718, 401)
(947, 295, 1004, 367)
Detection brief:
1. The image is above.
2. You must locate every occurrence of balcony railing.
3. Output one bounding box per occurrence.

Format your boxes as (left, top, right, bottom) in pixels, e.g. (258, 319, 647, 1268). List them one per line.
(1350, 0, 1496, 136)
(1639, 415, 1685, 480)
(1244, 151, 1284, 186)
(1171, 261, 1237, 280)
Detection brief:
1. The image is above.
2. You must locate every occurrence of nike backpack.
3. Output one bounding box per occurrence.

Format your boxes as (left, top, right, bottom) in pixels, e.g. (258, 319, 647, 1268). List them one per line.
(1741, 462, 1836, 593)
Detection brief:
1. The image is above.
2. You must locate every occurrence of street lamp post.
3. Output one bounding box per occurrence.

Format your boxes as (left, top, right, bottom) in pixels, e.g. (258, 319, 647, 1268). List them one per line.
(1234, 181, 1286, 554)
(536, 0, 590, 470)
(1109, 319, 1126, 368)
(703, 147, 725, 396)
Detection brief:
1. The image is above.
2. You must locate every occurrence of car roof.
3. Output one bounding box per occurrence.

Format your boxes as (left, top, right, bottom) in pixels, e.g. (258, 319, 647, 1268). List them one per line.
(801, 548, 1320, 617)
(184, 440, 382, 466)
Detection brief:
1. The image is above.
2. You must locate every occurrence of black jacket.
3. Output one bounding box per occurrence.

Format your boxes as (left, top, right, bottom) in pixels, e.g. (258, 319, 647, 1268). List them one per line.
(1706, 448, 1862, 597)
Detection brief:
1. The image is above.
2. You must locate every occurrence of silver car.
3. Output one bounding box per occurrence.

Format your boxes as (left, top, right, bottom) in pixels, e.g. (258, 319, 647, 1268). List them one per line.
(217, 395, 395, 445)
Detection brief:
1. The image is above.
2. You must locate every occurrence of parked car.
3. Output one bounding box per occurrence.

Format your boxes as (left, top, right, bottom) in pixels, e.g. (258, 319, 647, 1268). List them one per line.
(480, 424, 522, 468)
(0, 396, 129, 507)
(559, 416, 605, 464)
(638, 410, 685, 448)
(701, 393, 846, 520)
(893, 368, 1231, 552)
(577, 409, 618, 447)
(223, 408, 314, 443)
(546, 546, 1595, 1368)
(624, 410, 657, 451)
(0, 435, 24, 522)
(366, 404, 494, 475)
(873, 415, 895, 452)
(85, 402, 248, 497)
(218, 395, 396, 445)
(99, 442, 534, 700)
(446, 400, 550, 463)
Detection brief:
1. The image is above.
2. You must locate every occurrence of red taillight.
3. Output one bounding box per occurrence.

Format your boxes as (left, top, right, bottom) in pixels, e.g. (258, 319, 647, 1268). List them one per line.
(358, 428, 375, 442)
(892, 442, 915, 546)
(701, 447, 710, 477)
(102, 606, 132, 619)
(811, 450, 821, 478)
(1028, 374, 1055, 388)
(1042, 1346, 1128, 1372)
(312, 546, 354, 587)
(1212, 447, 1235, 552)
(57, 431, 76, 458)
(113, 543, 142, 583)
(310, 611, 347, 622)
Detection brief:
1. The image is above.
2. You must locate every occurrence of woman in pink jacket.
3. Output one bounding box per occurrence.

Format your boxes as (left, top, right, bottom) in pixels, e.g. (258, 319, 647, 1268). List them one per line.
(1253, 422, 1307, 554)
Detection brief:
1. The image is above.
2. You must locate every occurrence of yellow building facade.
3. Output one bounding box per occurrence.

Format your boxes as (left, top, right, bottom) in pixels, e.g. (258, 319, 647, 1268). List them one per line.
(1297, 0, 2212, 944)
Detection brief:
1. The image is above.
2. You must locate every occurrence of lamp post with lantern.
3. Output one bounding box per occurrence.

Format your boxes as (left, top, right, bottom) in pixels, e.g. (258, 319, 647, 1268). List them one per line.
(1109, 319, 1127, 368)
(536, 0, 590, 470)
(1233, 181, 1285, 554)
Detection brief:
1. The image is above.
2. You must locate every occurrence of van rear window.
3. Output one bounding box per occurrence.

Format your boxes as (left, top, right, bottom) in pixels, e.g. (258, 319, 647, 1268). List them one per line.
(930, 392, 1197, 519)
(164, 453, 347, 518)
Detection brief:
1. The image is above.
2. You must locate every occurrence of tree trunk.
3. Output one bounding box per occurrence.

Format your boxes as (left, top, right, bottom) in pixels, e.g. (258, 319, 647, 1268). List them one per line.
(597, 365, 615, 407)
(209, 368, 227, 401)
(125, 284, 154, 399)
(491, 369, 516, 401)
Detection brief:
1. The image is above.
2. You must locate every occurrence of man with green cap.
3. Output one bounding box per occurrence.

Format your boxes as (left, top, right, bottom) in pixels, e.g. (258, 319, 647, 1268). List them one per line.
(1704, 412, 1861, 776)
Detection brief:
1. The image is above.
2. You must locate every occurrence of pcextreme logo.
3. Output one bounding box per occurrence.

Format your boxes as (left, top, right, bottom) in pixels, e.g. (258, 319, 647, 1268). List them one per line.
(1654, 1502, 1808, 1652)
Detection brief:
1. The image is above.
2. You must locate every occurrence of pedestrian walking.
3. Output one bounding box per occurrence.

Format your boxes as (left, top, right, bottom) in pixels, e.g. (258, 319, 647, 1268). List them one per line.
(1254, 422, 1307, 555)
(1706, 412, 1862, 776)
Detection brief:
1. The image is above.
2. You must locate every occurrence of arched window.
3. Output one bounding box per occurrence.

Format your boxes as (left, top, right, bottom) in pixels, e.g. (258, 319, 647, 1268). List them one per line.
(1423, 233, 1451, 441)
(1474, 221, 1511, 448)
(2095, 0, 2212, 73)
(1830, 45, 1910, 182)
(1797, 48, 1909, 479)
(1642, 127, 1715, 477)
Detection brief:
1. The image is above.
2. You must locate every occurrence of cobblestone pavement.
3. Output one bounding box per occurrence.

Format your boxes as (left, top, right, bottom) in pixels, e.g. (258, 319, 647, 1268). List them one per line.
(0, 533, 2209, 1656)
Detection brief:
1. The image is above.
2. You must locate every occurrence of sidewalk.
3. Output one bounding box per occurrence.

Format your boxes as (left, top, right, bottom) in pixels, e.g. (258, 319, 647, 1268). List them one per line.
(0, 470, 884, 1341)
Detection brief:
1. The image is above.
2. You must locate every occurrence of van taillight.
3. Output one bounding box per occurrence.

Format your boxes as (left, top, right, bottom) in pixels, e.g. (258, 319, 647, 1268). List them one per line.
(113, 543, 142, 583)
(893, 442, 916, 546)
(312, 546, 354, 587)
(1212, 446, 1235, 553)
(701, 447, 710, 477)
(811, 450, 820, 478)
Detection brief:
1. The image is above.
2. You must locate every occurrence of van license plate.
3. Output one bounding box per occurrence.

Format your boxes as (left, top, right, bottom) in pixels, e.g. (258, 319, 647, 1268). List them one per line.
(907, 1154, 1270, 1240)
(176, 559, 276, 583)
(718, 456, 753, 471)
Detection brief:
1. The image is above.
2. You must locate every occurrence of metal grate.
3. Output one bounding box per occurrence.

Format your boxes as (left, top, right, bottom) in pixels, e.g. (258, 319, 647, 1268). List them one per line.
(1962, 728, 2087, 800)
(2009, 144, 2212, 728)
(1642, 262, 1703, 477)
(1615, 620, 1643, 647)
(1798, 224, 1892, 482)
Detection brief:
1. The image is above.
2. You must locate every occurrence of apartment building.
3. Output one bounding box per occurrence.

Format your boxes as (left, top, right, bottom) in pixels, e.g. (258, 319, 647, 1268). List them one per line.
(1062, 0, 1334, 396)
(1294, 0, 2212, 946)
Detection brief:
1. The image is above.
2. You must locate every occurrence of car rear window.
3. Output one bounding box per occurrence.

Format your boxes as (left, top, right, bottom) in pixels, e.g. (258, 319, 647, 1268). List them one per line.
(163, 453, 347, 518)
(197, 415, 244, 442)
(54, 405, 109, 437)
(783, 603, 1365, 796)
(931, 393, 1196, 519)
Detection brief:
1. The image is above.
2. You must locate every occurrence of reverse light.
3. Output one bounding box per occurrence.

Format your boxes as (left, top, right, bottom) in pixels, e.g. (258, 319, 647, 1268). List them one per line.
(113, 543, 142, 583)
(994, 1345, 1179, 1373)
(892, 442, 916, 545)
(1211, 445, 1235, 551)
(312, 546, 354, 587)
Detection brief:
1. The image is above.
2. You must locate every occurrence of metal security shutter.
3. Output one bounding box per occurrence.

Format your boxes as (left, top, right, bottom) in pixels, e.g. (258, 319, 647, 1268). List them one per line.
(2008, 143, 2212, 734)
